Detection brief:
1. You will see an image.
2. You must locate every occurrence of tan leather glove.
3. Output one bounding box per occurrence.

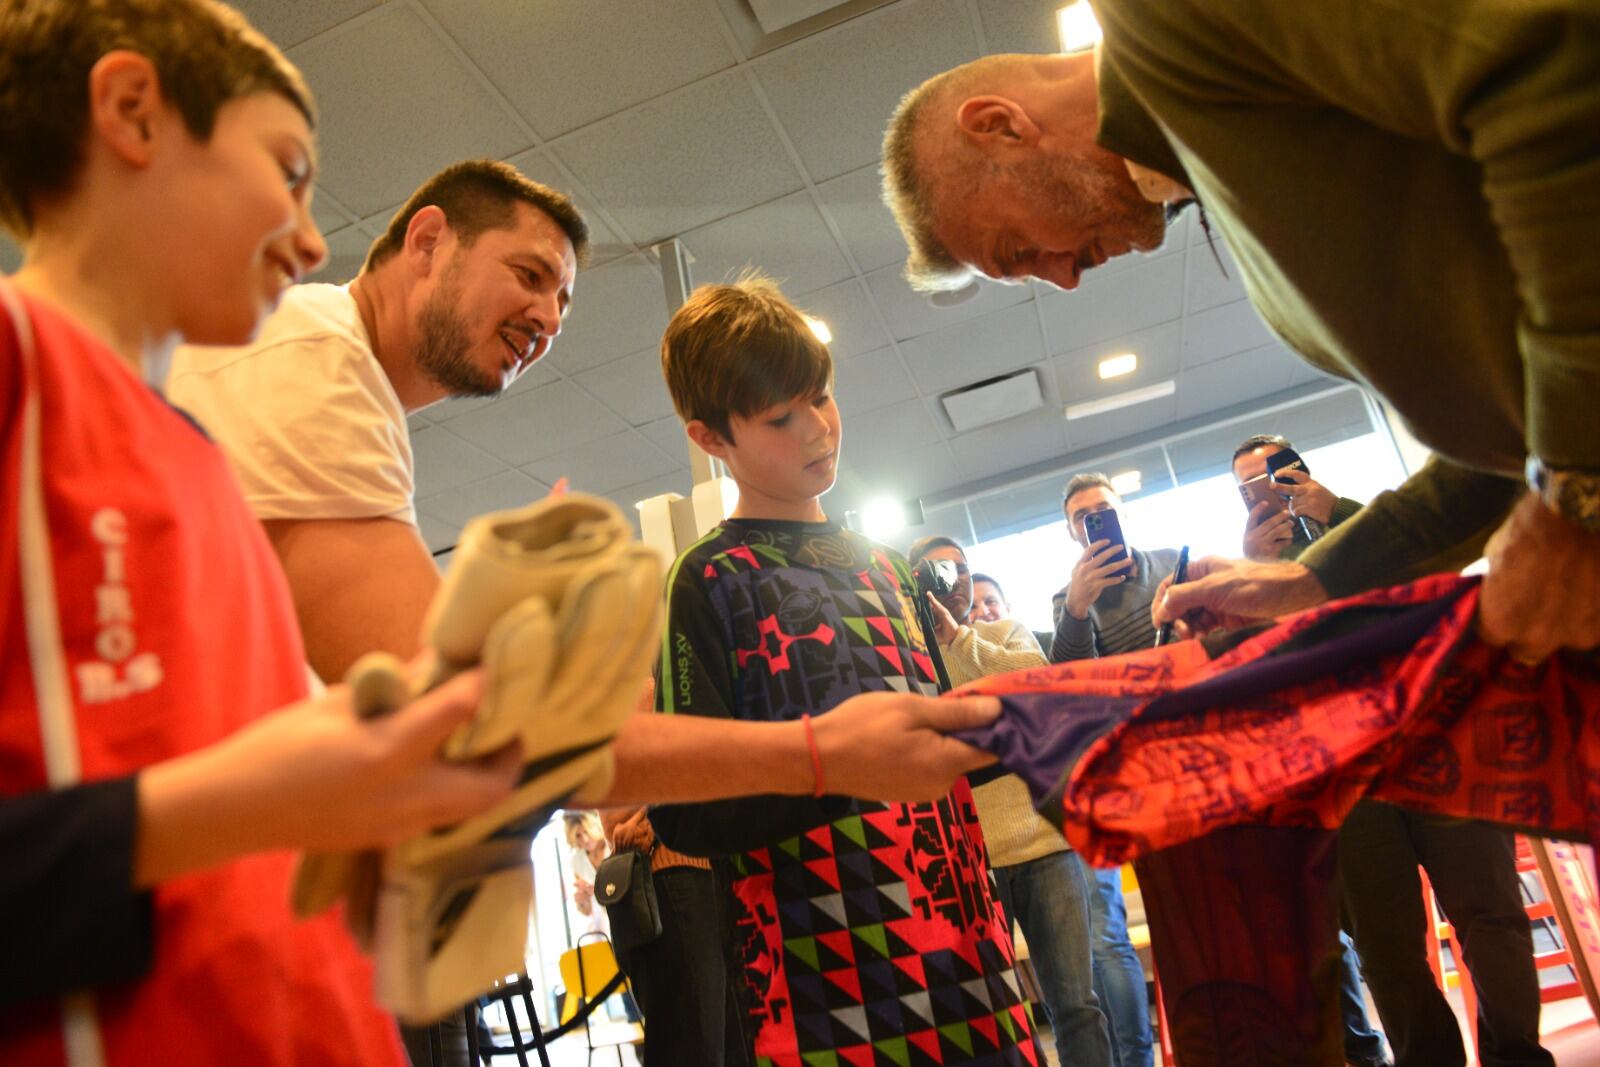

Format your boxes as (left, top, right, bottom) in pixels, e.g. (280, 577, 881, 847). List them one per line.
(290, 494, 661, 1019)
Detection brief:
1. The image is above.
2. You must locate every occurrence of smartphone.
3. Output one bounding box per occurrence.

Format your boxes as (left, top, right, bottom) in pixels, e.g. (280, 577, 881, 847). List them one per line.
(1083, 509, 1133, 575)
(1267, 448, 1310, 485)
(1238, 473, 1288, 515)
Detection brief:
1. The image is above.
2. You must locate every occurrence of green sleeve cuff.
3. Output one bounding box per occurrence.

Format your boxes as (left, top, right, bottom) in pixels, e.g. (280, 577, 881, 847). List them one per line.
(1299, 458, 1522, 598)
(1523, 321, 1600, 471)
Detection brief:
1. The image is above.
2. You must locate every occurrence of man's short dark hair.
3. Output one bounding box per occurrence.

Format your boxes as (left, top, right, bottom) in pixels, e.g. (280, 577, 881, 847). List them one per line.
(364, 159, 590, 272)
(1062, 472, 1116, 510)
(907, 535, 965, 567)
(1231, 433, 1294, 467)
(0, 0, 314, 238)
(971, 572, 1003, 599)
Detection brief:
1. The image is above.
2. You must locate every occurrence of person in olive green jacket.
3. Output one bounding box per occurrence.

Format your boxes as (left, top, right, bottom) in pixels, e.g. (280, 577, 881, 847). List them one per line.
(880, 0, 1600, 669)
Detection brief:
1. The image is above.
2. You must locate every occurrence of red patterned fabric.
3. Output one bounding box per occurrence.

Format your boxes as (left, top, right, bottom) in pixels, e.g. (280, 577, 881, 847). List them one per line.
(955, 574, 1600, 865)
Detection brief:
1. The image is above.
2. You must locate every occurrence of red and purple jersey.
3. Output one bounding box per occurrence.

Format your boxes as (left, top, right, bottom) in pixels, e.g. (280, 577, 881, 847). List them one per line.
(653, 518, 1039, 1067)
(0, 290, 404, 1066)
(952, 574, 1600, 864)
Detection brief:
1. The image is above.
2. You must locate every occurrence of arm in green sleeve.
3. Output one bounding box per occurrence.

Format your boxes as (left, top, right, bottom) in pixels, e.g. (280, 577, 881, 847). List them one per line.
(1299, 456, 1522, 597)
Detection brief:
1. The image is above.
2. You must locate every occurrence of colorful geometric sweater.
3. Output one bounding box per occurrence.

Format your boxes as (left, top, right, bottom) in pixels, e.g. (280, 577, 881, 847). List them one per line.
(650, 518, 1040, 1067)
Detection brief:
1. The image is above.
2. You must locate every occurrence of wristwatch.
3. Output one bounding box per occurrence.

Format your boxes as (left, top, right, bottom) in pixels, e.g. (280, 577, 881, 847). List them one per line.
(1526, 456, 1600, 533)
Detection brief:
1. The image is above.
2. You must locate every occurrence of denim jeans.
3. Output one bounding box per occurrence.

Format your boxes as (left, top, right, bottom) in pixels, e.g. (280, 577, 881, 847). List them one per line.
(1087, 865, 1154, 1067)
(991, 850, 1111, 1067)
(1338, 929, 1389, 1064)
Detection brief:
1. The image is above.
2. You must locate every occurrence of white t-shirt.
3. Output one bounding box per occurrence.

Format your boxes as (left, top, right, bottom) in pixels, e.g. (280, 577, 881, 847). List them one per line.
(167, 283, 416, 525)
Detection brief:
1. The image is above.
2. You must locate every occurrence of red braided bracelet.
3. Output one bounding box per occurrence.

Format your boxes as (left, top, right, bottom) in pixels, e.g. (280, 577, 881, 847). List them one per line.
(801, 713, 825, 798)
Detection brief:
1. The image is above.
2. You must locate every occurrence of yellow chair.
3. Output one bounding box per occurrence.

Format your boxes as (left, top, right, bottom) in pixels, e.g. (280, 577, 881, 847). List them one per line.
(557, 934, 642, 1066)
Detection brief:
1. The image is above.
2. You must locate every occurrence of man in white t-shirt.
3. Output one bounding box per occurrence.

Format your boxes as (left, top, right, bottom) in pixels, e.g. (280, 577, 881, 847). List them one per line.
(168, 159, 583, 683)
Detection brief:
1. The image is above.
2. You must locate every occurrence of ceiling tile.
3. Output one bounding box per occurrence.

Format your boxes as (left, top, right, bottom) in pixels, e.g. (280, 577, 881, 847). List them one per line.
(815, 164, 909, 274)
(1062, 395, 1179, 451)
(551, 70, 804, 243)
(417, 468, 552, 530)
(846, 443, 963, 502)
(866, 263, 1034, 342)
(1180, 297, 1276, 368)
(1097, 446, 1177, 501)
(1176, 344, 1297, 420)
(231, 0, 385, 48)
(422, 0, 736, 140)
(309, 226, 370, 284)
(640, 416, 692, 463)
(545, 255, 671, 376)
(1050, 321, 1183, 411)
(680, 192, 852, 296)
(1185, 242, 1246, 314)
(444, 380, 627, 467)
(1038, 253, 1185, 355)
(609, 469, 693, 514)
(795, 278, 891, 359)
(754, 0, 980, 182)
(311, 187, 359, 236)
(841, 398, 942, 462)
(574, 347, 675, 427)
(976, 0, 1061, 54)
(897, 301, 1046, 396)
(407, 410, 432, 430)
(288, 5, 532, 216)
(948, 408, 1068, 483)
(835, 348, 915, 416)
(521, 430, 681, 495)
(1290, 358, 1343, 386)
(410, 425, 510, 497)
(503, 149, 629, 263)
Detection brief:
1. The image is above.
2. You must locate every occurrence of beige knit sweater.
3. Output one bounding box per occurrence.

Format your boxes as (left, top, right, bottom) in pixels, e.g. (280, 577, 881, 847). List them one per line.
(940, 618, 1069, 868)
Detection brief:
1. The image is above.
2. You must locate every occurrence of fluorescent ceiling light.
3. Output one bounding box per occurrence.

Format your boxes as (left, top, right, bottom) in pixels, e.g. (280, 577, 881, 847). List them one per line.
(1110, 470, 1142, 496)
(1057, 2, 1103, 52)
(1063, 378, 1176, 420)
(805, 316, 832, 345)
(861, 498, 906, 540)
(1097, 352, 1138, 380)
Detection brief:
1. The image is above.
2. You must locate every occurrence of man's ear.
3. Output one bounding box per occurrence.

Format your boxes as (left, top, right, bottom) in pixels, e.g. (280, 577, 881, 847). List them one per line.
(685, 419, 732, 460)
(955, 95, 1040, 152)
(87, 52, 166, 169)
(403, 205, 450, 276)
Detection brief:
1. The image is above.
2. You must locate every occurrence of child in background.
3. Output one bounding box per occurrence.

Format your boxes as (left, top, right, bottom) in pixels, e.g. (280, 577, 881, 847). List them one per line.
(650, 276, 1040, 1066)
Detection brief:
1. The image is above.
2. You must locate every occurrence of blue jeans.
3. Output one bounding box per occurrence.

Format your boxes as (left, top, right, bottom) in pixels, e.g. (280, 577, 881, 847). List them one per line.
(1088, 865, 1153, 1067)
(991, 851, 1111, 1067)
(1339, 929, 1388, 1064)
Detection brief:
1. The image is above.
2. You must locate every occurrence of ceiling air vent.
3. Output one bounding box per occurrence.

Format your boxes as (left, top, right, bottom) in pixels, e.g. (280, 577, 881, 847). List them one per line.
(715, 0, 896, 56)
(940, 369, 1044, 434)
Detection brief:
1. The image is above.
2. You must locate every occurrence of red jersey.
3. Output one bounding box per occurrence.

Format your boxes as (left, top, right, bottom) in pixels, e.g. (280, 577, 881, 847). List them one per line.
(0, 287, 404, 1066)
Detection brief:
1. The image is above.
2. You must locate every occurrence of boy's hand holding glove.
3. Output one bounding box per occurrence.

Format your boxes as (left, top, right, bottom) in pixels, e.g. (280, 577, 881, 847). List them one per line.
(290, 493, 662, 1022)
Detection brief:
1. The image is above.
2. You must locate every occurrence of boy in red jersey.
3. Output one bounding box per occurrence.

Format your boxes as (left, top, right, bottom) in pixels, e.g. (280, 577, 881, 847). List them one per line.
(0, 3, 527, 1063)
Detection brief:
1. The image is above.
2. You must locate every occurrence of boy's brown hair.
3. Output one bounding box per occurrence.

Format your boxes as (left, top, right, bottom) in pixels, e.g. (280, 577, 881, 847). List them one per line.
(363, 159, 591, 272)
(0, 0, 314, 239)
(661, 274, 833, 443)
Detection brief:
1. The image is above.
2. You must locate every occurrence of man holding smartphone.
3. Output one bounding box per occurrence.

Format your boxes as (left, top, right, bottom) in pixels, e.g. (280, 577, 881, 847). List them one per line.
(1232, 435, 1363, 562)
(1055, 474, 1179, 664)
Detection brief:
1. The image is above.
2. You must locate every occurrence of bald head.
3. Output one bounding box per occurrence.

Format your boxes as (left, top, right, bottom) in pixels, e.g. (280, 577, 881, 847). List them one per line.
(881, 51, 1163, 294)
(882, 54, 1069, 290)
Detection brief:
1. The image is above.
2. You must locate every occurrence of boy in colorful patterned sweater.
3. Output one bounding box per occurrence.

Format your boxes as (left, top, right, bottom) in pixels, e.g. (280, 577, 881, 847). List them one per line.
(650, 276, 1040, 1067)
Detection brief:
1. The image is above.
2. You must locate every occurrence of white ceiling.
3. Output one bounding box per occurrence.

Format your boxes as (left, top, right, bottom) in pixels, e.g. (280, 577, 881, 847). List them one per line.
(1, 0, 1365, 555)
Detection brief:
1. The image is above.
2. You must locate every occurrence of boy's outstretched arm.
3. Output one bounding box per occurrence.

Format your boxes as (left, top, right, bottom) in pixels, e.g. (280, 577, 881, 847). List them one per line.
(596, 692, 1001, 809)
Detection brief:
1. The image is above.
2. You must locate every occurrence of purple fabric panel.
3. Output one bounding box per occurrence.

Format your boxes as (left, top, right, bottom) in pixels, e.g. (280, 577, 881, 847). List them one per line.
(955, 695, 1141, 803)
